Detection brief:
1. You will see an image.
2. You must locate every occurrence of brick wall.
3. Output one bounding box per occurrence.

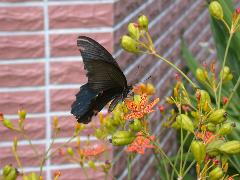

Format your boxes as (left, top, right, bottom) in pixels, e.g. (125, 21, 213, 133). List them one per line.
(0, 0, 226, 179)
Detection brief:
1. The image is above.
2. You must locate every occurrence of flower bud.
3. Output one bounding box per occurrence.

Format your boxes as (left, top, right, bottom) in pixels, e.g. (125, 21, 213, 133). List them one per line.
(207, 109, 227, 124)
(196, 68, 206, 83)
(173, 114, 194, 133)
(3, 165, 12, 177)
(220, 66, 233, 83)
(111, 131, 135, 146)
(88, 160, 96, 170)
(138, 15, 149, 29)
(209, 166, 223, 180)
(128, 23, 140, 40)
(18, 109, 26, 120)
(3, 165, 17, 180)
(121, 35, 139, 53)
(54, 171, 61, 178)
(146, 83, 155, 95)
(206, 123, 216, 132)
(129, 119, 142, 132)
(190, 141, 206, 164)
(67, 147, 74, 156)
(209, 1, 223, 20)
(53, 116, 59, 129)
(2, 119, 14, 129)
(218, 140, 240, 154)
(206, 140, 224, 157)
(197, 90, 211, 112)
(29, 172, 39, 180)
(218, 122, 234, 136)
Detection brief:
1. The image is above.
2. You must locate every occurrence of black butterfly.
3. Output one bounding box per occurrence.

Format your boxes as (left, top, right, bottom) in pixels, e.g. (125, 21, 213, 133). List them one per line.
(71, 36, 132, 124)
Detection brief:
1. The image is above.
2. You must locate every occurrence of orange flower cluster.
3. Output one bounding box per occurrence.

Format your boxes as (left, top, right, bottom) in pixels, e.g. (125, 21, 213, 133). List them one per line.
(126, 132, 155, 154)
(79, 143, 106, 156)
(196, 131, 216, 144)
(124, 94, 159, 120)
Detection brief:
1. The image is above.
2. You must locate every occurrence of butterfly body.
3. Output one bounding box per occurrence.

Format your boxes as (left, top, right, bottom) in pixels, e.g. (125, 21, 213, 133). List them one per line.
(71, 36, 132, 124)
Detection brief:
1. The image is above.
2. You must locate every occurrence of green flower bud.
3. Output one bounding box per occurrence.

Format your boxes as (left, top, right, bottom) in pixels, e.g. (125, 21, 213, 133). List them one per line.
(190, 141, 206, 164)
(173, 114, 194, 133)
(129, 119, 142, 132)
(111, 131, 135, 146)
(4, 166, 17, 180)
(225, 73, 233, 82)
(23, 175, 30, 180)
(209, 1, 224, 20)
(196, 68, 207, 83)
(223, 66, 230, 74)
(209, 166, 223, 180)
(18, 109, 26, 120)
(218, 122, 234, 136)
(206, 123, 216, 132)
(67, 147, 74, 156)
(29, 172, 39, 180)
(2, 119, 14, 129)
(121, 35, 139, 53)
(128, 23, 140, 40)
(206, 140, 224, 157)
(197, 90, 211, 112)
(3, 165, 12, 177)
(220, 66, 233, 83)
(218, 140, 240, 154)
(207, 109, 227, 124)
(88, 160, 96, 170)
(138, 15, 149, 29)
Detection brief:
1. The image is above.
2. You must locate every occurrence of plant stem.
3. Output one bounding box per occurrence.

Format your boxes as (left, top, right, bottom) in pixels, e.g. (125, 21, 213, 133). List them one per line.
(217, 33, 233, 108)
(151, 139, 179, 176)
(127, 154, 132, 180)
(182, 160, 196, 178)
(152, 53, 198, 89)
(180, 126, 184, 176)
(12, 148, 23, 174)
(21, 129, 39, 157)
(224, 75, 240, 109)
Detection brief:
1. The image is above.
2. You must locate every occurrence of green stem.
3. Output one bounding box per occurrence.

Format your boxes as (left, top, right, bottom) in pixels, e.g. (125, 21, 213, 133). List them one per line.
(153, 150, 170, 180)
(151, 139, 179, 176)
(224, 75, 240, 109)
(180, 126, 184, 176)
(182, 137, 193, 173)
(182, 160, 196, 178)
(127, 154, 132, 180)
(21, 129, 39, 157)
(217, 33, 233, 108)
(152, 53, 198, 89)
(12, 147, 23, 174)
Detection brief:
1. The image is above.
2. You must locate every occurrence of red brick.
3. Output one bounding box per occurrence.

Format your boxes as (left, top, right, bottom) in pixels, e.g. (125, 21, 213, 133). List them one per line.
(50, 88, 78, 111)
(0, 91, 45, 114)
(51, 167, 106, 180)
(51, 115, 100, 138)
(0, 35, 44, 60)
(0, 7, 43, 31)
(0, 144, 45, 167)
(0, 63, 45, 87)
(0, 118, 46, 141)
(50, 61, 87, 84)
(50, 33, 113, 57)
(49, 4, 113, 29)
